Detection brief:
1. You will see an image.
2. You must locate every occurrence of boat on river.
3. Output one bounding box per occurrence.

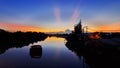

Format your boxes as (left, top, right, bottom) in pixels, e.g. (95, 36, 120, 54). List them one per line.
(30, 45, 42, 58)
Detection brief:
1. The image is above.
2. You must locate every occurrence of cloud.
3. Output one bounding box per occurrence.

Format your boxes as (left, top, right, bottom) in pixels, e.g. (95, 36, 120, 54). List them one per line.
(0, 22, 45, 32)
(69, 8, 79, 23)
(93, 21, 120, 32)
(54, 6, 61, 23)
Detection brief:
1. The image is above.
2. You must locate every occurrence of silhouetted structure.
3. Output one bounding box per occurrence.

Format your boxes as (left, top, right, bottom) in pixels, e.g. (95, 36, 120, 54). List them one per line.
(74, 19, 82, 34)
(65, 38, 120, 68)
(65, 19, 84, 41)
(30, 45, 42, 58)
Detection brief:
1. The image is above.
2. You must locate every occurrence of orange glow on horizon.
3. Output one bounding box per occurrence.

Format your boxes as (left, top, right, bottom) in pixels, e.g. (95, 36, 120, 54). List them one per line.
(0, 21, 120, 33)
(0, 22, 46, 32)
(87, 21, 120, 32)
(0, 22, 66, 32)
(95, 22, 120, 32)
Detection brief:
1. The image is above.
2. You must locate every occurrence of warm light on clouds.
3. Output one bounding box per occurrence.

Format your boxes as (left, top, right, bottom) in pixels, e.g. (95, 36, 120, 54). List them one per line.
(0, 22, 46, 32)
(54, 6, 61, 23)
(0, 22, 70, 32)
(91, 21, 120, 32)
(1, 21, 119, 33)
(70, 8, 79, 23)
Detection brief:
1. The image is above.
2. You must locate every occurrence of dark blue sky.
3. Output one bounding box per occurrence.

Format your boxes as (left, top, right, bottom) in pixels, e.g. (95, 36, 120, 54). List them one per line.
(0, 0, 120, 32)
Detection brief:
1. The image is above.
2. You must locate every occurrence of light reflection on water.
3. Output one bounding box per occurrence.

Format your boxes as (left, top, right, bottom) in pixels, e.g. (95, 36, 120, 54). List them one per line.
(0, 37, 89, 68)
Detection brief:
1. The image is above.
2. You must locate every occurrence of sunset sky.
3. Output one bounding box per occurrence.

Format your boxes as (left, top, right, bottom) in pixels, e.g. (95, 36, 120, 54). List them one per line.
(0, 0, 120, 32)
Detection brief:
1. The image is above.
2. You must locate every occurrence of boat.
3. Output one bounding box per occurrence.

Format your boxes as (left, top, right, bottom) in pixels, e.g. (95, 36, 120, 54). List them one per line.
(30, 45, 42, 58)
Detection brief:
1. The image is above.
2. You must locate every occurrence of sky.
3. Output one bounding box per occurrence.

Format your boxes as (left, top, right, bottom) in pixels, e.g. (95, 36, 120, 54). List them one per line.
(0, 0, 120, 32)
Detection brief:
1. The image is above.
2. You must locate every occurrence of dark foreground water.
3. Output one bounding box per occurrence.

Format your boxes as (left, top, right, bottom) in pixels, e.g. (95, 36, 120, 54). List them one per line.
(0, 37, 89, 68)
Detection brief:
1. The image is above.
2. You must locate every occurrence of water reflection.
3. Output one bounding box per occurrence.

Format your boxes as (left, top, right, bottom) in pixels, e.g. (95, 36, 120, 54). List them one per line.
(0, 33, 119, 68)
(65, 39, 120, 68)
(0, 36, 47, 55)
(30, 45, 42, 59)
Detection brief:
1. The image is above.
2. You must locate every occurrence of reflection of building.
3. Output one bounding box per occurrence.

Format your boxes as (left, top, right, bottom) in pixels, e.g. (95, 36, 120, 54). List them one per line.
(74, 19, 82, 34)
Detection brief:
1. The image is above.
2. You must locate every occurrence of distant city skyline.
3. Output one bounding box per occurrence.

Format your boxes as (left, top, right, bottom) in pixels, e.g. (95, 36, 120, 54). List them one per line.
(0, 0, 120, 32)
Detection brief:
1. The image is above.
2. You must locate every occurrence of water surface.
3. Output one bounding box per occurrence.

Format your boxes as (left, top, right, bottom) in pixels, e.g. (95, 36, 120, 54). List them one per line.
(0, 37, 89, 68)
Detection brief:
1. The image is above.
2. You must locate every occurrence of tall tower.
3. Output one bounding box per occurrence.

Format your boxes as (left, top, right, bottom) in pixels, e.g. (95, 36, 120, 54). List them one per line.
(74, 19, 82, 34)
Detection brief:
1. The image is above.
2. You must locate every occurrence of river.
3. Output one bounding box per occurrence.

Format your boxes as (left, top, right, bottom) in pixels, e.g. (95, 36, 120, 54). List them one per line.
(0, 37, 89, 68)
